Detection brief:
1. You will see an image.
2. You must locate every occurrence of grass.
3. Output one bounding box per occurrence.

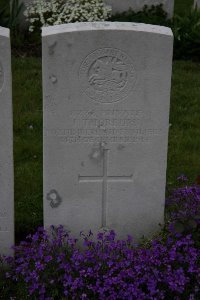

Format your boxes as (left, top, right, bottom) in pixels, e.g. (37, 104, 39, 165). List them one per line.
(12, 57, 200, 240)
(167, 61, 200, 185)
(12, 57, 43, 240)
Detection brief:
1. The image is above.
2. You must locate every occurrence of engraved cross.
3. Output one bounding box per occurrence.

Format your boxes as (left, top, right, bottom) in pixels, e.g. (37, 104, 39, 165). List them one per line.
(78, 149, 133, 228)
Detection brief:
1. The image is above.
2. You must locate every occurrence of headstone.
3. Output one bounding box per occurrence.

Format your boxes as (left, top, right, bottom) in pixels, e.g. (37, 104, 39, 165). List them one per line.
(0, 27, 14, 256)
(43, 22, 173, 240)
(18, 0, 28, 28)
(105, 0, 174, 18)
(194, 0, 200, 8)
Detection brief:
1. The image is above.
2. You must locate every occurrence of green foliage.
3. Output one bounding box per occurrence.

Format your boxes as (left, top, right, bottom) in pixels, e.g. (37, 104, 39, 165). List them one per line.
(173, 8, 200, 60)
(9, 0, 24, 29)
(174, 0, 193, 16)
(0, 260, 22, 299)
(12, 29, 41, 57)
(110, 4, 170, 27)
(0, 0, 23, 29)
(0, 4, 8, 27)
(24, 0, 111, 32)
(111, 4, 200, 61)
(167, 60, 200, 186)
(0, 0, 28, 58)
(165, 182, 200, 248)
(9, 1, 200, 61)
(12, 57, 43, 241)
(173, 218, 199, 234)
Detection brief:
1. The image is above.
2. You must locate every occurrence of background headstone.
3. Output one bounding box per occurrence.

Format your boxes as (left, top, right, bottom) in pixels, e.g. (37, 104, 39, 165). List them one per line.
(0, 26, 14, 256)
(194, 0, 200, 8)
(105, 0, 174, 18)
(43, 22, 173, 240)
(18, 0, 28, 28)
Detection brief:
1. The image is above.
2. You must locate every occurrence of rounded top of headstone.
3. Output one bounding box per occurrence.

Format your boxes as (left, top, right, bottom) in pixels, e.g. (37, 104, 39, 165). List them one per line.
(42, 22, 173, 37)
(0, 26, 10, 38)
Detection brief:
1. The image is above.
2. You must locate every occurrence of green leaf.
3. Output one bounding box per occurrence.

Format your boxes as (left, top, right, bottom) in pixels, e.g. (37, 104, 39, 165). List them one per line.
(174, 222, 185, 234)
(187, 219, 198, 229)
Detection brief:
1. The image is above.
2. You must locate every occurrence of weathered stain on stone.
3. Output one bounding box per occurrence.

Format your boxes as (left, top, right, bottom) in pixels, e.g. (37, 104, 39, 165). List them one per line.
(117, 144, 125, 150)
(50, 75, 57, 84)
(47, 189, 62, 208)
(89, 143, 106, 163)
(48, 41, 57, 55)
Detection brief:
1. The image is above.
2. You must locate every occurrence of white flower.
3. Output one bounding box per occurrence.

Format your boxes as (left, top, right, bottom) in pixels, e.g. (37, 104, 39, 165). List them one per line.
(24, 0, 112, 32)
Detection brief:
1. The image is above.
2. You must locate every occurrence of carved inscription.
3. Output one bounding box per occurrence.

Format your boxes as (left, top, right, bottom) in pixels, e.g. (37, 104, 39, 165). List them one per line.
(0, 209, 7, 218)
(71, 110, 143, 127)
(0, 205, 10, 234)
(0, 61, 4, 91)
(45, 109, 162, 144)
(79, 48, 136, 103)
(0, 218, 9, 232)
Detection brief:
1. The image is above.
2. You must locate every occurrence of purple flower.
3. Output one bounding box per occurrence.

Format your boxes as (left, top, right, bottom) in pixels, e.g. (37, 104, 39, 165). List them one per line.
(177, 174, 188, 182)
(3, 182, 200, 299)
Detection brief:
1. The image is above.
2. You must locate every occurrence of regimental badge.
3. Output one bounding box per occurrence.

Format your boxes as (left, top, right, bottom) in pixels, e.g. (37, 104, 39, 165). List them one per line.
(79, 48, 136, 103)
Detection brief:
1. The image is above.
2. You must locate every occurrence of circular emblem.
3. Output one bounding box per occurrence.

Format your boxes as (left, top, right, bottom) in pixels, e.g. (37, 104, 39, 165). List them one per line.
(79, 48, 136, 103)
(0, 62, 4, 91)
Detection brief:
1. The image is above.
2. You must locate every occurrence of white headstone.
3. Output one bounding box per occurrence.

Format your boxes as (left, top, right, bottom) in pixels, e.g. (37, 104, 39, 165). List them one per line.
(0, 27, 14, 256)
(43, 22, 173, 240)
(105, 0, 174, 18)
(194, 0, 200, 8)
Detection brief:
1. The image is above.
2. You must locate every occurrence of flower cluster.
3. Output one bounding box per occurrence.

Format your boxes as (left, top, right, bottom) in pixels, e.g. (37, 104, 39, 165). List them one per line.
(166, 180, 200, 236)
(3, 181, 200, 299)
(5, 227, 200, 299)
(24, 0, 112, 32)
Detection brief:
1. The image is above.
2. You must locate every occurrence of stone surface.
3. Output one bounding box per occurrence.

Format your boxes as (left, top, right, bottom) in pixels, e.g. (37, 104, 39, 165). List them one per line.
(105, 0, 174, 17)
(0, 27, 14, 256)
(43, 22, 173, 240)
(18, 0, 29, 28)
(194, 0, 200, 8)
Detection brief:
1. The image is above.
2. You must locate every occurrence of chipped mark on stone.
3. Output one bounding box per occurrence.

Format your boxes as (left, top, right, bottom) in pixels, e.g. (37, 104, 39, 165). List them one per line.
(117, 144, 125, 150)
(81, 161, 85, 167)
(67, 42, 73, 48)
(89, 148, 103, 161)
(48, 41, 57, 55)
(50, 75, 57, 84)
(47, 189, 62, 208)
(89, 142, 107, 162)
